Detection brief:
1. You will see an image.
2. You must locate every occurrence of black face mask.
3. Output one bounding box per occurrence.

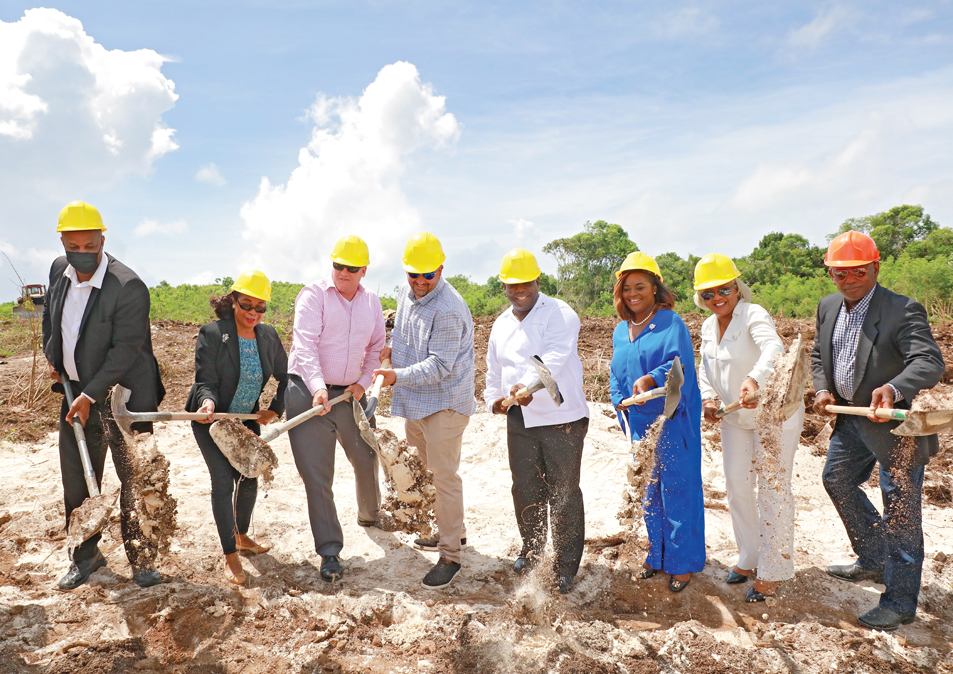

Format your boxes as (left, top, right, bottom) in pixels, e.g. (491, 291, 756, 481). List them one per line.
(66, 250, 101, 275)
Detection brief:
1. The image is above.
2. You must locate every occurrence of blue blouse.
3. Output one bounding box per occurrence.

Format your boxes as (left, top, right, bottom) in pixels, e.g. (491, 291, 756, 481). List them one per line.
(609, 308, 701, 441)
(228, 337, 263, 414)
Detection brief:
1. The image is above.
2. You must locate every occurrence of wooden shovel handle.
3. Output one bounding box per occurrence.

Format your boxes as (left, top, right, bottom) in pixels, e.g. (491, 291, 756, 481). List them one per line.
(824, 405, 907, 420)
(501, 386, 533, 408)
(370, 358, 391, 398)
(714, 392, 760, 419)
(618, 387, 665, 409)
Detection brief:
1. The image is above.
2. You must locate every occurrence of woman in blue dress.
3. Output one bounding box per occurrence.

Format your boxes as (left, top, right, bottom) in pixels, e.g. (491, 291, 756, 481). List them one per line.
(610, 252, 706, 592)
(185, 270, 288, 585)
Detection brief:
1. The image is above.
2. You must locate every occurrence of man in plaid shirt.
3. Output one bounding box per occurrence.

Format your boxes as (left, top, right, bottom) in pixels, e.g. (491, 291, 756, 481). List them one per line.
(811, 231, 944, 632)
(374, 232, 475, 589)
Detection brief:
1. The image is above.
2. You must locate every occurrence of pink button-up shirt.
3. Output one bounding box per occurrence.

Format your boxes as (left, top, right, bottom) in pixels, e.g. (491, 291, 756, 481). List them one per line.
(288, 279, 386, 395)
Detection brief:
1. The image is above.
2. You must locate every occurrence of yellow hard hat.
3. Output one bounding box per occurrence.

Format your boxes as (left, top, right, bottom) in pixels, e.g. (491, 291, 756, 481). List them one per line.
(330, 235, 370, 267)
(231, 269, 271, 301)
(693, 253, 740, 290)
(499, 248, 541, 284)
(57, 201, 107, 232)
(616, 251, 662, 282)
(403, 232, 446, 274)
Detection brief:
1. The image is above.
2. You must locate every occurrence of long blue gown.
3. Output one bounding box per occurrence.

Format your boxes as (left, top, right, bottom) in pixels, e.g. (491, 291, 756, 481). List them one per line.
(610, 308, 706, 575)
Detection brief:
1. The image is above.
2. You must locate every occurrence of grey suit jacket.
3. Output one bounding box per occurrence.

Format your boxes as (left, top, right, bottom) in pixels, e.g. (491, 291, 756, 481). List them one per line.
(810, 284, 944, 468)
(42, 254, 165, 418)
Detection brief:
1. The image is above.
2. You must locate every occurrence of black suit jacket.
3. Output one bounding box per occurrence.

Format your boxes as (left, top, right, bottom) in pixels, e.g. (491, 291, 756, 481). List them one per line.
(811, 284, 944, 468)
(185, 317, 288, 418)
(42, 254, 164, 413)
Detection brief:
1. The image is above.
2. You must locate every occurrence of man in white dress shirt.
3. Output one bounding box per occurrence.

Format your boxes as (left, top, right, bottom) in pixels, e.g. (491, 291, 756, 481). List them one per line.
(42, 201, 165, 590)
(484, 248, 590, 594)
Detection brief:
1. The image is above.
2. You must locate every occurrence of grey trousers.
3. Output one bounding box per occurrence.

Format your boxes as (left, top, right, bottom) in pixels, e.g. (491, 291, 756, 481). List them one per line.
(287, 375, 381, 557)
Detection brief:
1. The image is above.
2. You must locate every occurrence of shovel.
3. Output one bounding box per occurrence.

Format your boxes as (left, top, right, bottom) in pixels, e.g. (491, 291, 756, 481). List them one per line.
(111, 384, 259, 435)
(823, 405, 953, 436)
(352, 398, 393, 482)
(617, 356, 684, 419)
(362, 357, 391, 420)
(500, 355, 564, 409)
(62, 378, 115, 547)
(713, 335, 809, 421)
(210, 390, 352, 478)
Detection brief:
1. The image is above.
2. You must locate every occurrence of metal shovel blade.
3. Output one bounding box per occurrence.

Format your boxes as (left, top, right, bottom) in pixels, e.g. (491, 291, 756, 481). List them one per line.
(893, 409, 953, 436)
(779, 335, 809, 422)
(662, 356, 684, 419)
(531, 355, 563, 406)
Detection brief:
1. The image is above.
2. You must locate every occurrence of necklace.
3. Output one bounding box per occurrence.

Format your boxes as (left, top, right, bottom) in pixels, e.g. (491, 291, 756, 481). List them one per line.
(630, 305, 656, 327)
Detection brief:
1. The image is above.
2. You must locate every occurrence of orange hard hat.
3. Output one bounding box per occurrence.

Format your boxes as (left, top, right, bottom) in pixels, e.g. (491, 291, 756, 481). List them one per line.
(825, 231, 880, 267)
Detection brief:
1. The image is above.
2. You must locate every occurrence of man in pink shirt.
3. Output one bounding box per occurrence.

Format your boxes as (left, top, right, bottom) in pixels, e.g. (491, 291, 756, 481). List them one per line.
(286, 235, 387, 582)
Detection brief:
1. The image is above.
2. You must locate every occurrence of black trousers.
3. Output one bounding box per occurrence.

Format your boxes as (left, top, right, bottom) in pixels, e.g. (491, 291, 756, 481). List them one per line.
(192, 420, 260, 555)
(58, 389, 152, 568)
(506, 406, 589, 577)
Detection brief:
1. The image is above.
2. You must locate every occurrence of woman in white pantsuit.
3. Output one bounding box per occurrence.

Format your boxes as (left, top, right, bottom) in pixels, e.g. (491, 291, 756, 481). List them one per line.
(695, 254, 805, 603)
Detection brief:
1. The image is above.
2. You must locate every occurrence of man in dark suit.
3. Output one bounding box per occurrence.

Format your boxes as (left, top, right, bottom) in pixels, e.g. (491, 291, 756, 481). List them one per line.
(811, 230, 944, 631)
(42, 201, 165, 590)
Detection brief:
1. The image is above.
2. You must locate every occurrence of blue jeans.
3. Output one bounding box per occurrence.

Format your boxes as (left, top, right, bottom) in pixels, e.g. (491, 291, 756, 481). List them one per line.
(822, 415, 924, 617)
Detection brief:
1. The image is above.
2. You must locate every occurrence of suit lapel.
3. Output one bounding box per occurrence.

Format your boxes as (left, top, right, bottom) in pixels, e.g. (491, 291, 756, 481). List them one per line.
(224, 318, 240, 372)
(78, 286, 100, 337)
(852, 286, 882, 397)
(819, 298, 837, 383)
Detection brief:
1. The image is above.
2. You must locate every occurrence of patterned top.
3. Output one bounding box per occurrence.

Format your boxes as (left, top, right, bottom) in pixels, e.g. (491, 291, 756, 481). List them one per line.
(390, 278, 476, 420)
(229, 337, 263, 413)
(830, 285, 901, 403)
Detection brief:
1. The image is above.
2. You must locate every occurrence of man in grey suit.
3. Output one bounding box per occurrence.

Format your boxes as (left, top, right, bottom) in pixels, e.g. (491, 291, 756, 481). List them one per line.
(812, 230, 944, 631)
(42, 201, 165, 590)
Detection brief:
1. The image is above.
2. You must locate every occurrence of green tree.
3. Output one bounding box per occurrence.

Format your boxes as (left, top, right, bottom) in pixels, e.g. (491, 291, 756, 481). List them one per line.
(542, 220, 636, 313)
(655, 251, 700, 305)
(735, 232, 826, 286)
(831, 205, 939, 259)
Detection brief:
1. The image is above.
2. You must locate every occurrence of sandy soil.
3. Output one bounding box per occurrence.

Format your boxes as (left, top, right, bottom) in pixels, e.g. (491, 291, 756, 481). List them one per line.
(0, 318, 952, 673)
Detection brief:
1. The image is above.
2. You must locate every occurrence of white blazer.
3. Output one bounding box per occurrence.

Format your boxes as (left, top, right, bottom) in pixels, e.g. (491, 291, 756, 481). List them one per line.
(698, 301, 784, 430)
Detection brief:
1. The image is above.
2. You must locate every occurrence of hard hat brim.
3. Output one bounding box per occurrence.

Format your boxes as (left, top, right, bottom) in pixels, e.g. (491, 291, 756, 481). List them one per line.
(57, 225, 108, 232)
(616, 268, 663, 283)
(403, 262, 441, 274)
(693, 274, 739, 291)
(500, 274, 540, 284)
(233, 289, 270, 301)
(330, 255, 369, 267)
(825, 259, 877, 267)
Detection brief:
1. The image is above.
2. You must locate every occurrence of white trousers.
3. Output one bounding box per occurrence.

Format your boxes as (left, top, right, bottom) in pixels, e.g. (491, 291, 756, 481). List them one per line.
(721, 410, 802, 582)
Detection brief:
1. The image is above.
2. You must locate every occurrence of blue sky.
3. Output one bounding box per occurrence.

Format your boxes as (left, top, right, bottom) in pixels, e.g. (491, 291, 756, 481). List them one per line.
(1, 2, 951, 300)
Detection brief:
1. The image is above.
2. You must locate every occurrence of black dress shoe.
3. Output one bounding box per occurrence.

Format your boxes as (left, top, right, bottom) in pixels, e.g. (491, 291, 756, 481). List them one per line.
(669, 576, 690, 593)
(827, 562, 884, 584)
(57, 550, 107, 591)
(636, 566, 656, 580)
(557, 576, 574, 594)
(745, 586, 771, 602)
(513, 554, 539, 575)
(133, 569, 162, 588)
(320, 555, 343, 582)
(727, 570, 751, 584)
(857, 605, 915, 632)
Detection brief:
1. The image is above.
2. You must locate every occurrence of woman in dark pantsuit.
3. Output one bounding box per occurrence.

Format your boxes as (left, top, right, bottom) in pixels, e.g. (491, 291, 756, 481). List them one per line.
(185, 270, 288, 584)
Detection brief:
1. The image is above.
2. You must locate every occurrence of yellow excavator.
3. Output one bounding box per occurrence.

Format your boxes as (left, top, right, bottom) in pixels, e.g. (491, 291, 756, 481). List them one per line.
(13, 283, 46, 318)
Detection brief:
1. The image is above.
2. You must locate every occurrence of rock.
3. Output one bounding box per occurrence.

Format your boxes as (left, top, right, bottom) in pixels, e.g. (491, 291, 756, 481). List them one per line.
(419, 639, 437, 654)
(765, 597, 778, 607)
(935, 550, 948, 563)
(813, 421, 834, 449)
(372, 634, 382, 647)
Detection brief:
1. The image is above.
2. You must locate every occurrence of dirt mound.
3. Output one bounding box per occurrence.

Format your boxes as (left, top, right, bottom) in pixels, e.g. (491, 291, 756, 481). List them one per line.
(122, 429, 178, 561)
(376, 428, 437, 536)
(209, 417, 278, 483)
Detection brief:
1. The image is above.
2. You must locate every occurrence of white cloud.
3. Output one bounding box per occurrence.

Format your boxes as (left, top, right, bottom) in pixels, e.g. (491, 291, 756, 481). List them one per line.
(0, 8, 178, 197)
(239, 61, 460, 283)
(507, 217, 540, 242)
(186, 270, 217, 285)
(135, 218, 188, 237)
(196, 163, 226, 186)
(788, 5, 857, 49)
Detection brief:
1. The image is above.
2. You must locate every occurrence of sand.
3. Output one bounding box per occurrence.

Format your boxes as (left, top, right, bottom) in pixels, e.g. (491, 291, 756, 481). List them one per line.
(1, 403, 952, 673)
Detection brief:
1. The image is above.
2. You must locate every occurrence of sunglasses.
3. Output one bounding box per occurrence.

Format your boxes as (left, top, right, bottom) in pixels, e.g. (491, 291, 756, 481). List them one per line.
(407, 271, 437, 280)
(332, 262, 363, 273)
(830, 266, 870, 281)
(700, 285, 734, 301)
(236, 299, 266, 314)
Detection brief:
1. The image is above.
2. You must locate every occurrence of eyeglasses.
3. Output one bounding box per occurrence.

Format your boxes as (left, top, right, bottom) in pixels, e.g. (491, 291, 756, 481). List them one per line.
(407, 271, 437, 280)
(700, 285, 734, 301)
(236, 299, 266, 314)
(332, 262, 363, 273)
(830, 266, 870, 281)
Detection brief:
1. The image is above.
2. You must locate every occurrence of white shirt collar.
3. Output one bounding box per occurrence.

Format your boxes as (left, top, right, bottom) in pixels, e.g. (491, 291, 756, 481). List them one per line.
(64, 252, 108, 289)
